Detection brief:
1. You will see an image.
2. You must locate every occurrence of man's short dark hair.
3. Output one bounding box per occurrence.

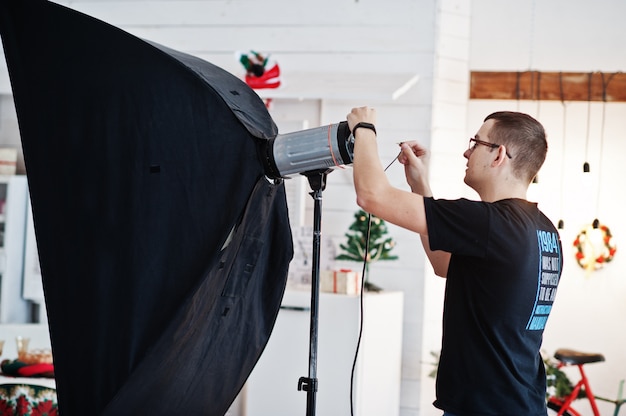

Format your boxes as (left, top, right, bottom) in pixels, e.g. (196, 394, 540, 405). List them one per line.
(485, 111, 547, 183)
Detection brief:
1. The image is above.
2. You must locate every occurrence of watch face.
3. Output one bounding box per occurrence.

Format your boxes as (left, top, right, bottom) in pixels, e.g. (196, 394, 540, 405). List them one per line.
(288, 226, 336, 288)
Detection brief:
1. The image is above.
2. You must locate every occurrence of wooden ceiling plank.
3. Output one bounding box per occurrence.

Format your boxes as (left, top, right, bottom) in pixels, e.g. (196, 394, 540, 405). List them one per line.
(470, 71, 626, 102)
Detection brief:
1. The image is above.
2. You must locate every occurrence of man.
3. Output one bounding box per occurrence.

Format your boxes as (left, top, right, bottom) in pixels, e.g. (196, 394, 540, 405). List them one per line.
(347, 107, 562, 415)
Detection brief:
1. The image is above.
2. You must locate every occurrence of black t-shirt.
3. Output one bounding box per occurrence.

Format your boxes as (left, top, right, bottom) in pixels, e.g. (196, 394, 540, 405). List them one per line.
(424, 197, 563, 416)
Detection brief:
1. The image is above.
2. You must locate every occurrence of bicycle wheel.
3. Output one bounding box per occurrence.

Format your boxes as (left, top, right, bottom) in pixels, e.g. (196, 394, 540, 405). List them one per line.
(547, 400, 574, 416)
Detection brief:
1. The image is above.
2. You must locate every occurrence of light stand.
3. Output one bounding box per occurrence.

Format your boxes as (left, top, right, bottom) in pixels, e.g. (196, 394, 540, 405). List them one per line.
(297, 168, 332, 416)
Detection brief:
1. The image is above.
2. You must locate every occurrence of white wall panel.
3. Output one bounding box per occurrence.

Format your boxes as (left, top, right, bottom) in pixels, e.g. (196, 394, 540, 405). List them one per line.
(61, 0, 428, 27)
(470, 0, 626, 71)
(420, 3, 470, 414)
(191, 51, 430, 77)
(114, 26, 423, 53)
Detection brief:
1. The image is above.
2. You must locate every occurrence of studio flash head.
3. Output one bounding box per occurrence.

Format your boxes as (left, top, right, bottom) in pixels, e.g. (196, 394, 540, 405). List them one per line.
(261, 121, 354, 179)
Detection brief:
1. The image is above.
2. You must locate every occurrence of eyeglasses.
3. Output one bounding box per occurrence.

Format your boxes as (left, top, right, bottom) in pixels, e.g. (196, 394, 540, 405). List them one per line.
(468, 138, 512, 159)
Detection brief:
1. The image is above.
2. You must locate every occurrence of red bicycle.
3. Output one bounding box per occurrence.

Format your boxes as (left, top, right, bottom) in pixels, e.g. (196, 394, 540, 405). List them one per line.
(547, 348, 625, 416)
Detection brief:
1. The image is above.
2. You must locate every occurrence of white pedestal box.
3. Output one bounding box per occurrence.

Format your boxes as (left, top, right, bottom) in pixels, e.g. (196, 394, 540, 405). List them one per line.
(244, 289, 404, 416)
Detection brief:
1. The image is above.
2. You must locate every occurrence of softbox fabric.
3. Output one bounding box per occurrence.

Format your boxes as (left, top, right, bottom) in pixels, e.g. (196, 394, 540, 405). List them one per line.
(0, 0, 293, 414)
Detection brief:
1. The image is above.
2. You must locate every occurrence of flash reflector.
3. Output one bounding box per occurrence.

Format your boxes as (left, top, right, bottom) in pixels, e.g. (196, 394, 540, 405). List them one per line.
(261, 121, 354, 179)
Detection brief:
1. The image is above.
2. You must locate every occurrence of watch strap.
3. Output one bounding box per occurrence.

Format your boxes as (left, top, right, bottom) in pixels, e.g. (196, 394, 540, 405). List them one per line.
(352, 122, 377, 136)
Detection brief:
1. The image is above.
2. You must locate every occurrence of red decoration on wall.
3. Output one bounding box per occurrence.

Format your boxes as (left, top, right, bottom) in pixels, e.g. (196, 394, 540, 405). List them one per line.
(573, 219, 617, 271)
(239, 50, 281, 90)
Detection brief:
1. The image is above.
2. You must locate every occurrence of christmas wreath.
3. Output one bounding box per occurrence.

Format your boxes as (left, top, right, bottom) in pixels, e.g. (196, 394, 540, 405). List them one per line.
(573, 219, 617, 270)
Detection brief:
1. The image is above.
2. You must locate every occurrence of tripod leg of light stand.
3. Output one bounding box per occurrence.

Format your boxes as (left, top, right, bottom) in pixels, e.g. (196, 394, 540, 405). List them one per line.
(297, 169, 330, 416)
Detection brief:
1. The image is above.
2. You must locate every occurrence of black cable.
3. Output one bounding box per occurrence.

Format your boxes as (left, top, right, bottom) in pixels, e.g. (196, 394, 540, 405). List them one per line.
(584, 72, 592, 172)
(595, 72, 618, 216)
(349, 213, 370, 416)
(349, 151, 401, 415)
(558, 72, 566, 229)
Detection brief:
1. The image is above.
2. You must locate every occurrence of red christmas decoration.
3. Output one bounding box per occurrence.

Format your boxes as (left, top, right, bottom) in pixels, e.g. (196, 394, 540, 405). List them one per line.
(573, 219, 617, 271)
(239, 50, 281, 90)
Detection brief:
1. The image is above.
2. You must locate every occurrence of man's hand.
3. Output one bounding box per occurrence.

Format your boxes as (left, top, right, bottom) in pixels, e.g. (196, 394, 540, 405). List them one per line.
(398, 141, 431, 197)
(347, 106, 377, 132)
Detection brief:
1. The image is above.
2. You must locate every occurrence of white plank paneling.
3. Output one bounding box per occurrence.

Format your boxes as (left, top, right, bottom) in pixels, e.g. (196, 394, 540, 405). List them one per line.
(121, 26, 425, 53)
(256, 72, 420, 101)
(190, 51, 433, 78)
(60, 0, 429, 27)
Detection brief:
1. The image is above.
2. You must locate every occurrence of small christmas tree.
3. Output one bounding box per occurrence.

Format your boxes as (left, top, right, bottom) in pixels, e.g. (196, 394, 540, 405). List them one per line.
(336, 209, 398, 291)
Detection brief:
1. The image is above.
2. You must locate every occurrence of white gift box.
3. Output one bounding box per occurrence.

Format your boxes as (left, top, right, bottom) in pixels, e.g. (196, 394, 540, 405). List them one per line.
(0, 148, 17, 175)
(321, 269, 362, 295)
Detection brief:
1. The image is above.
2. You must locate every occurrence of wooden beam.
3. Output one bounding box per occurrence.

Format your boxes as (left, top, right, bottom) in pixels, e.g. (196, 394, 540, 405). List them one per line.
(470, 71, 626, 102)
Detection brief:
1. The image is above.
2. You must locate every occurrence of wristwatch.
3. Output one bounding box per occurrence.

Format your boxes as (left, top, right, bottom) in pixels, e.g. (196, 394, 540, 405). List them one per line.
(352, 122, 377, 137)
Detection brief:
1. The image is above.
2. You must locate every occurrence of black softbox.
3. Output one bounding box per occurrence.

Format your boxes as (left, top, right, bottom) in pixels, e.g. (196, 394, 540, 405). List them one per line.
(0, 0, 293, 414)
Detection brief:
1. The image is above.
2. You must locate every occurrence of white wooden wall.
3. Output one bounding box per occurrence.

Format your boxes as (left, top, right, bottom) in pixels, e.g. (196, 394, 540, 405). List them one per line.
(57, 0, 432, 75)
(1, 1, 443, 415)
